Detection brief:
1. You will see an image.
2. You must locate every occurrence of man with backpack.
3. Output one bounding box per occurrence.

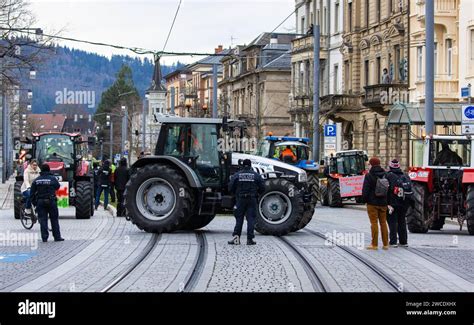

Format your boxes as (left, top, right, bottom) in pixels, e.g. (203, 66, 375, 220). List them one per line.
(362, 157, 390, 250)
(386, 159, 412, 248)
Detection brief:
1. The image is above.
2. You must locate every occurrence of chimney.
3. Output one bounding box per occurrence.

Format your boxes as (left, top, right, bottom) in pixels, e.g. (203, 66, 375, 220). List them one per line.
(215, 45, 223, 54)
(270, 34, 278, 44)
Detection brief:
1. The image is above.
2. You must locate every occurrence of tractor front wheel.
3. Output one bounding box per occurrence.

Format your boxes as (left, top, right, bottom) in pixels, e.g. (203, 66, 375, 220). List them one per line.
(256, 178, 304, 236)
(75, 181, 93, 219)
(465, 185, 474, 235)
(125, 164, 194, 233)
(406, 183, 430, 233)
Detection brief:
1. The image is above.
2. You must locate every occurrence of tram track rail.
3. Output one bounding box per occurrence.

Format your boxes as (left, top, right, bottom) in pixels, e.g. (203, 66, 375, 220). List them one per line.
(101, 233, 160, 293)
(305, 229, 405, 292)
(182, 231, 207, 292)
(278, 236, 328, 292)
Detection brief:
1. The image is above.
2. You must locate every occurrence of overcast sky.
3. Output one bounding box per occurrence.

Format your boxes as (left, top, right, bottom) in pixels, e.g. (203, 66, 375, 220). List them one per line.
(30, 0, 295, 64)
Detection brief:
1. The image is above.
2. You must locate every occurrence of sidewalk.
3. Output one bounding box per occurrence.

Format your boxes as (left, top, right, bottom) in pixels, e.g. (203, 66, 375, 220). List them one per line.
(0, 176, 16, 210)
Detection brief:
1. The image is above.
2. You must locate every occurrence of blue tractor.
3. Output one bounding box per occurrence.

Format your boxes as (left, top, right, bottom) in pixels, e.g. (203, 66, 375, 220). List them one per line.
(257, 135, 320, 228)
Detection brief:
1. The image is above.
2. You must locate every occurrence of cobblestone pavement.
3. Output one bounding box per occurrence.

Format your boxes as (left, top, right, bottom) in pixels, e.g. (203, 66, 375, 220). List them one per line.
(1, 203, 474, 292)
(308, 206, 474, 292)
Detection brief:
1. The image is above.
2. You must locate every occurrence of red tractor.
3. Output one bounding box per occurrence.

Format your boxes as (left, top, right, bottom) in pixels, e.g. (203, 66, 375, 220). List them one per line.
(320, 150, 368, 207)
(407, 135, 474, 235)
(14, 132, 95, 220)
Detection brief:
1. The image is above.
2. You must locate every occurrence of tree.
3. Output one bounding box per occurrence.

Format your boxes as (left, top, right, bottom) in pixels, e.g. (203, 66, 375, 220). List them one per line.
(94, 64, 141, 158)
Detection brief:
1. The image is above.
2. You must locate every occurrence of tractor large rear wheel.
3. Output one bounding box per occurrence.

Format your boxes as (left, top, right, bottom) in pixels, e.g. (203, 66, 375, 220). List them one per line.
(466, 185, 474, 235)
(307, 172, 319, 204)
(14, 181, 23, 220)
(75, 181, 93, 219)
(181, 214, 215, 231)
(407, 183, 429, 233)
(320, 184, 329, 206)
(256, 178, 304, 236)
(328, 178, 343, 207)
(125, 164, 194, 233)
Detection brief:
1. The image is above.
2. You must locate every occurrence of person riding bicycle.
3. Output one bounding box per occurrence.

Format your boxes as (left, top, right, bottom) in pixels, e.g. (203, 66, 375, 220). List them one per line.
(21, 159, 40, 216)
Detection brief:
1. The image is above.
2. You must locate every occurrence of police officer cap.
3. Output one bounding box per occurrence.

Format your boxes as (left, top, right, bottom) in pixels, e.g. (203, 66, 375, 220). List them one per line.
(40, 164, 50, 172)
(243, 159, 252, 167)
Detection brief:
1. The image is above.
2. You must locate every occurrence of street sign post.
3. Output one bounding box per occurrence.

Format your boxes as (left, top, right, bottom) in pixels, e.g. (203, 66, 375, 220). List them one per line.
(461, 87, 470, 98)
(324, 124, 337, 156)
(324, 124, 337, 137)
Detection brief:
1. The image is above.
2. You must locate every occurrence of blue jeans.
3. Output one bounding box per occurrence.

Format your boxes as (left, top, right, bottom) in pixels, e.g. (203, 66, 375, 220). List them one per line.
(95, 186, 109, 209)
(22, 189, 32, 209)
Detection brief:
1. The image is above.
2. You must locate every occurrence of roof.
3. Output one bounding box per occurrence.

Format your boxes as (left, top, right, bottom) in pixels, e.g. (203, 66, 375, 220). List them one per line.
(188, 49, 232, 69)
(387, 103, 464, 125)
(27, 114, 67, 133)
(275, 141, 309, 148)
(163, 68, 191, 80)
(62, 116, 95, 134)
(262, 50, 292, 70)
(244, 33, 297, 50)
(262, 43, 291, 51)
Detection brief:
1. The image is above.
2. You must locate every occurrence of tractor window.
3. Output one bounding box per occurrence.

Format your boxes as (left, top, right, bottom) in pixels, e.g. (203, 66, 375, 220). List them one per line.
(36, 134, 74, 165)
(430, 139, 470, 167)
(191, 124, 220, 186)
(336, 155, 366, 175)
(163, 125, 187, 156)
(297, 146, 309, 160)
(257, 141, 271, 158)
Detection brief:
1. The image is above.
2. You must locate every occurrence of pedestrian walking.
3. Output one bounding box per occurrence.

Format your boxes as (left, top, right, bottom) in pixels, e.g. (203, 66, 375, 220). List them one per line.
(30, 164, 64, 242)
(228, 159, 265, 245)
(21, 159, 40, 216)
(362, 157, 390, 250)
(95, 160, 111, 210)
(386, 159, 413, 248)
(109, 161, 117, 203)
(114, 158, 130, 217)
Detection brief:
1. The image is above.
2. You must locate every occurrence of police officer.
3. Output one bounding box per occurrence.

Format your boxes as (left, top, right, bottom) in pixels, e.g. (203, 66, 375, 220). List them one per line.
(228, 159, 265, 245)
(30, 164, 64, 242)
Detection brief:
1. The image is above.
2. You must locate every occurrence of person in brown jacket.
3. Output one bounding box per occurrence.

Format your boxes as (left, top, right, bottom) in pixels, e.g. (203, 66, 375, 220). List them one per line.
(361, 157, 389, 250)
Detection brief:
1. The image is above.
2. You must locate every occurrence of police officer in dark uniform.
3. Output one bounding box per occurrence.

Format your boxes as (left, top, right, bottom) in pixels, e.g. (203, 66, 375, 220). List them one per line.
(228, 159, 265, 245)
(31, 164, 64, 242)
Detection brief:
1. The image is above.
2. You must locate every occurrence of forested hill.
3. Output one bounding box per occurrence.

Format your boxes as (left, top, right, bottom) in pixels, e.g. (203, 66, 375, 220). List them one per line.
(24, 46, 183, 114)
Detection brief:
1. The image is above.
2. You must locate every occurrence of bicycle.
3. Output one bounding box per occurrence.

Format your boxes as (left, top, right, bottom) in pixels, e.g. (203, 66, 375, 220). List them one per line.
(20, 204, 37, 230)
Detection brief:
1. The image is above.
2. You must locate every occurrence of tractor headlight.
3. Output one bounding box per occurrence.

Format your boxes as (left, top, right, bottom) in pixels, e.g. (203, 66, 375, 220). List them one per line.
(298, 172, 307, 183)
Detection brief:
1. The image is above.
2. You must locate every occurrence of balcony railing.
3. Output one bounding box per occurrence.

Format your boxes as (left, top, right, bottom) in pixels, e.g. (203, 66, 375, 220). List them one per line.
(291, 34, 328, 59)
(413, 80, 459, 101)
(363, 83, 408, 111)
(320, 94, 361, 114)
(416, 0, 457, 17)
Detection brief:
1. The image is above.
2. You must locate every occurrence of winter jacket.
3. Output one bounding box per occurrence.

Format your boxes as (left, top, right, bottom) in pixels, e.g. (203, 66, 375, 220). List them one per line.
(362, 165, 388, 206)
(386, 168, 406, 207)
(21, 164, 41, 193)
(229, 167, 265, 198)
(30, 171, 60, 206)
(114, 166, 130, 191)
(98, 166, 112, 188)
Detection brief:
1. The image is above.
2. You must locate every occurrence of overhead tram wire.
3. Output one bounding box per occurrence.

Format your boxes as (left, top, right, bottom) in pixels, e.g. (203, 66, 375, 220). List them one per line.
(162, 0, 183, 53)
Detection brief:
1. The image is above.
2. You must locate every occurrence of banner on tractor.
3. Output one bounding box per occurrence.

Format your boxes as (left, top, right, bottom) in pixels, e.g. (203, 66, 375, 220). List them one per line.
(56, 182, 69, 208)
(339, 175, 365, 198)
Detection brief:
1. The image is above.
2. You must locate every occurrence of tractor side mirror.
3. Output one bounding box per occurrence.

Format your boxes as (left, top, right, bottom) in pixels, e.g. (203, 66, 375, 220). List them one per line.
(364, 155, 369, 161)
(15, 153, 19, 160)
(320, 159, 325, 166)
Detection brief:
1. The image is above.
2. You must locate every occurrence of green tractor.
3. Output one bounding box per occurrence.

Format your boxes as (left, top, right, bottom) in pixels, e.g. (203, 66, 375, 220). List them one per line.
(124, 117, 315, 235)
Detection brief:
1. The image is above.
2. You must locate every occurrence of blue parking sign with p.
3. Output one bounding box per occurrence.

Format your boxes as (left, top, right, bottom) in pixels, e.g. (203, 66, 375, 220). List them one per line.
(324, 125, 337, 137)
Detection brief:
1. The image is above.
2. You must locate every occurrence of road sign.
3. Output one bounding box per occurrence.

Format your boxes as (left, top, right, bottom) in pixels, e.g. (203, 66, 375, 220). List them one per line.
(325, 137, 336, 144)
(324, 124, 337, 137)
(461, 105, 474, 124)
(462, 124, 474, 135)
(324, 143, 336, 150)
(462, 87, 471, 98)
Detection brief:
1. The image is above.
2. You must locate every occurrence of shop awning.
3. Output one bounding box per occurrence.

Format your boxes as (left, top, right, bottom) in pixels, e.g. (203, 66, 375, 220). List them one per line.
(386, 103, 463, 125)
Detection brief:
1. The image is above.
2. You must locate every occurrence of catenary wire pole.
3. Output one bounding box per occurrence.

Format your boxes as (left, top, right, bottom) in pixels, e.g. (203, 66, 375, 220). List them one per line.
(425, 0, 434, 135)
(312, 25, 321, 161)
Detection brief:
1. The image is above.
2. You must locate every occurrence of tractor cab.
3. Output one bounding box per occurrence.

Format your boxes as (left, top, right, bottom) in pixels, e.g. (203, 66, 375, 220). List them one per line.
(257, 135, 319, 170)
(325, 150, 368, 177)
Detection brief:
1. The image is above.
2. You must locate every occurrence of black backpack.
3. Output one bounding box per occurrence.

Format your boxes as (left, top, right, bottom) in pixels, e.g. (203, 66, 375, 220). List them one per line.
(392, 174, 413, 200)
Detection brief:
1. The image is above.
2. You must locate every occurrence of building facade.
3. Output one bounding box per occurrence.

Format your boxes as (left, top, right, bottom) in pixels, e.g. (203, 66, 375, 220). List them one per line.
(219, 33, 296, 140)
(459, 0, 474, 99)
(163, 69, 191, 117)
